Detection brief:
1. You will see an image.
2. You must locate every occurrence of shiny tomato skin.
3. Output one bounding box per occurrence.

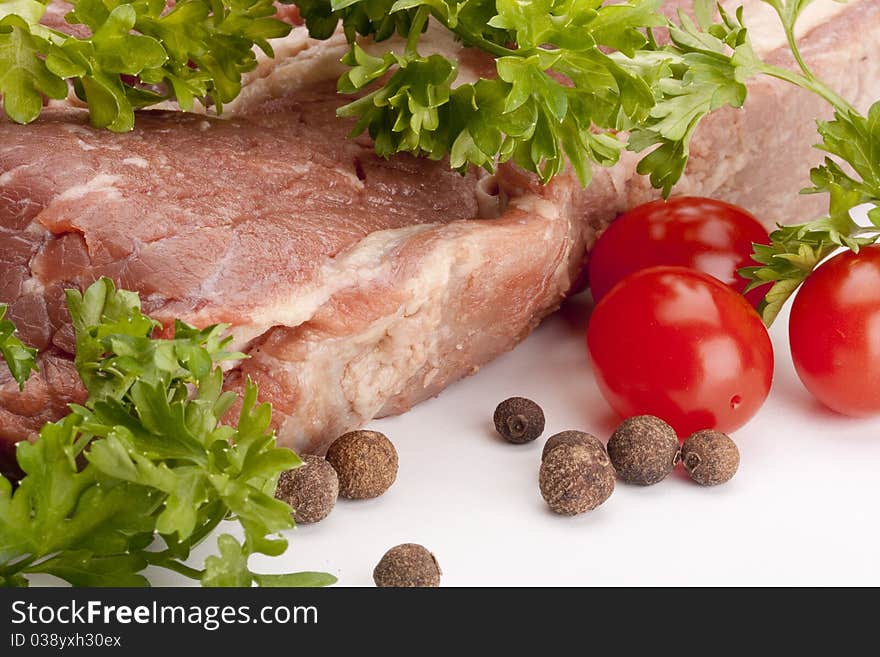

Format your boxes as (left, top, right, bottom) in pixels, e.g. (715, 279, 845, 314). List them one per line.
(789, 246, 880, 416)
(587, 266, 774, 437)
(588, 197, 770, 306)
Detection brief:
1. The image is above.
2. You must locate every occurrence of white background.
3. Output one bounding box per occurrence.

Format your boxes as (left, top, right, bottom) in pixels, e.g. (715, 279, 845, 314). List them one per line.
(149, 284, 880, 587)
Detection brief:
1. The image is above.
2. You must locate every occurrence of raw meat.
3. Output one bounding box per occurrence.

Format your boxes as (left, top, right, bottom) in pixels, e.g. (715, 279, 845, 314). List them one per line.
(1, 1, 878, 472)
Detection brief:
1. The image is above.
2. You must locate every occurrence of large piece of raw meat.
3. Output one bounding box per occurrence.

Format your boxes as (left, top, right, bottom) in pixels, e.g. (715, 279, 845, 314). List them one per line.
(1, 1, 878, 472)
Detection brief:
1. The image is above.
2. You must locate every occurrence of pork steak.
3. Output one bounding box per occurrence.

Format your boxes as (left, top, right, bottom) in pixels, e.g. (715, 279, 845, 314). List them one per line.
(1, 1, 879, 472)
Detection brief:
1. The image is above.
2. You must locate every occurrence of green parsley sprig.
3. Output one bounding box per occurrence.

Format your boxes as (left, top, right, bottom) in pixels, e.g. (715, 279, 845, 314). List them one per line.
(626, 3, 754, 194)
(0, 303, 37, 390)
(0, 0, 293, 131)
(0, 278, 335, 588)
(298, 0, 751, 189)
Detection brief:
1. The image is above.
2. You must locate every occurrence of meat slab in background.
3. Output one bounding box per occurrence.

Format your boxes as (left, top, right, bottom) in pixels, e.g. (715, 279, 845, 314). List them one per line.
(1, 1, 879, 472)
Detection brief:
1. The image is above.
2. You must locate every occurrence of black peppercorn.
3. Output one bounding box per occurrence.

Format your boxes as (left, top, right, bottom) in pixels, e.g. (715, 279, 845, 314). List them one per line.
(607, 415, 680, 485)
(681, 430, 740, 486)
(274, 455, 339, 524)
(539, 441, 614, 515)
(326, 430, 398, 499)
(541, 430, 601, 461)
(373, 544, 441, 587)
(493, 397, 545, 444)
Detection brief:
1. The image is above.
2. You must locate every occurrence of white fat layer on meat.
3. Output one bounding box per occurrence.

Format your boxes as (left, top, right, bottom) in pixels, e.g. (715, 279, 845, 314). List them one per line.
(227, 28, 348, 115)
(281, 161, 318, 179)
(20, 278, 45, 295)
(61, 124, 108, 150)
(226, 223, 442, 332)
(228, 22, 476, 116)
(510, 195, 562, 222)
(270, 198, 570, 445)
(210, 193, 564, 382)
(23, 221, 48, 238)
(55, 173, 122, 201)
(122, 156, 149, 169)
(740, 0, 860, 54)
(253, 29, 314, 80)
(0, 164, 29, 186)
(176, 222, 442, 354)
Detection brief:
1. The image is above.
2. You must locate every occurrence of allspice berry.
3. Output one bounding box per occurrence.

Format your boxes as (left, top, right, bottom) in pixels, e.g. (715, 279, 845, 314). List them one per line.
(493, 397, 545, 444)
(326, 430, 398, 499)
(275, 455, 339, 524)
(681, 430, 740, 486)
(373, 544, 441, 587)
(607, 415, 680, 485)
(541, 430, 601, 461)
(539, 441, 615, 516)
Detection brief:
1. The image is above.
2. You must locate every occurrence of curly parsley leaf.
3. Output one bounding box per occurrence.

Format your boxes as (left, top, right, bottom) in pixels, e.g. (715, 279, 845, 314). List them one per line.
(0, 13, 68, 124)
(202, 533, 254, 587)
(0, 414, 160, 586)
(306, 0, 721, 187)
(298, 0, 421, 41)
(628, 4, 757, 195)
(0, 303, 38, 390)
(295, 0, 771, 191)
(0, 0, 293, 129)
(0, 279, 333, 588)
(201, 534, 338, 587)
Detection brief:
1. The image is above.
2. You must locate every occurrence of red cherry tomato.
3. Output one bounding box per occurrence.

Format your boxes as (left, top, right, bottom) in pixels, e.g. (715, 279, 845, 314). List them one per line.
(789, 246, 880, 416)
(588, 197, 770, 306)
(587, 266, 774, 437)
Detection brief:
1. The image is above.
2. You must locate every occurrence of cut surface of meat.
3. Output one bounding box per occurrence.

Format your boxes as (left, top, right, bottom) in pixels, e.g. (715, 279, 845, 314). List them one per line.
(1, 0, 879, 466)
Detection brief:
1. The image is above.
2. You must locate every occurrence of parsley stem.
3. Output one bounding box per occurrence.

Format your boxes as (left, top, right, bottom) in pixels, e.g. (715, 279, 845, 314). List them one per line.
(406, 6, 430, 56)
(763, 0, 817, 86)
(751, 4, 856, 116)
(426, 10, 522, 59)
(147, 509, 226, 564)
(1, 555, 37, 577)
(759, 64, 857, 117)
(783, 26, 812, 83)
(151, 557, 205, 581)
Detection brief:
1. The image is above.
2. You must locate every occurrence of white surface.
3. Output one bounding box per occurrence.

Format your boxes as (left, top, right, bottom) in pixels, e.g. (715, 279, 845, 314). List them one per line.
(150, 290, 880, 587)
